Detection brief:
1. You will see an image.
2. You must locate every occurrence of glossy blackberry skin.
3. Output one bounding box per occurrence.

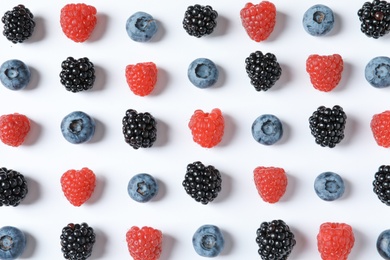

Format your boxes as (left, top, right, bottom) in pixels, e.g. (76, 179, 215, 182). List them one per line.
(245, 51, 282, 91)
(373, 165, 390, 206)
(1, 5, 35, 44)
(357, 0, 390, 39)
(122, 109, 157, 149)
(60, 57, 95, 93)
(0, 167, 28, 207)
(182, 4, 218, 38)
(60, 223, 96, 260)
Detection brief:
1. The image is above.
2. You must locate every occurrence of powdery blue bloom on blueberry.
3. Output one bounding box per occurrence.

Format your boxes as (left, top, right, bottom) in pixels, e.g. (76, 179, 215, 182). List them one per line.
(127, 173, 158, 203)
(188, 58, 219, 88)
(0, 226, 26, 260)
(314, 172, 345, 201)
(126, 11, 158, 42)
(61, 111, 96, 144)
(0, 59, 30, 90)
(365, 56, 390, 88)
(377, 229, 390, 259)
(303, 4, 334, 36)
(252, 114, 283, 145)
(192, 225, 224, 257)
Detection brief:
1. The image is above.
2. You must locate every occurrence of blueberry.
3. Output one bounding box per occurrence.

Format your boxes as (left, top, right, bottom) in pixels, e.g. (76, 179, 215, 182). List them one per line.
(188, 58, 219, 89)
(0, 59, 31, 91)
(126, 11, 158, 42)
(192, 225, 224, 257)
(60, 111, 96, 144)
(127, 173, 158, 203)
(314, 172, 345, 201)
(365, 56, 390, 88)
(302, 4, 334, 36)
(377, 229, 390, 259)
(0, 226, 26, 260)
(251, 114, 283, 145)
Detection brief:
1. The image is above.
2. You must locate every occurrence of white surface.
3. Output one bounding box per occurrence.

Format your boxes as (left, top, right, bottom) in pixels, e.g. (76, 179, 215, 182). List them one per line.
(1, 0, 389, 259)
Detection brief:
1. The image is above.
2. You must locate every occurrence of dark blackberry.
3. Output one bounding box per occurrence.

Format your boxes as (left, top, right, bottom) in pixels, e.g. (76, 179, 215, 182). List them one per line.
(357, 0, 390, 39)
(308, 105, 347, 148)
(60, 222, 96, 260)
(256, 220, 296, 260)
(182, 161, 222, 205)
(245, 51, 282, 91)
(60, 57, 95, 93)
(182, 4, 218, 38)
(373, 165, 390, 205)
(1, 5, 35, 44)
(0, 167, 28, 207)
(122, 109, 157, 149)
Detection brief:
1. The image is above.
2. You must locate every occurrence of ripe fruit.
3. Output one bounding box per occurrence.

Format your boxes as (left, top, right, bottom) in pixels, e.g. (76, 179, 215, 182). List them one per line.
(60, 223, 95, 260)
(126, 226, 162, 260)
(371, 110, 390, 148)
(377, 229, 390, 259)
(192, 225, 224, 257)
(0, 226, 26, 259)
(252, 114, 283, 145)
(126, 12, 158, 42)
(0, 59, 31, 91)
(365, 56, 390, 88)
(358, 0, 390, 39)
(122, 109, 157, 149)
(314, 171, 345, 201)
(60, 57, 95, 93)
(125, 62, 157, 97)
(182, 4, 218, 38)
(60, 111, 96, 144)
(373, 165, 390, 205)
(1, 4, 35, 44)
(253, 166, 287, 203)
(0, 167, 28, 207)
(0, 113, 30, 147)
(188, 58, 219, 89)
(302, 4, 334, 36)
(127, 173, 159, 203)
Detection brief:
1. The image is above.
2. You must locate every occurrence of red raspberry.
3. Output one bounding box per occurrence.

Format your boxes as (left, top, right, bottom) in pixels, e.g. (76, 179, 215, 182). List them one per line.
(125, 62, 158, 96)
(188, 108, 224, 148)
(60, 3, 97, 43)
(371, 110, 390, 148)
(317, 222, 355, 260)
(126, 226, 163, 260)
(240, 1, 276, 42)
(60, 167, 96, 207)
(253, 166, 287, 203)
(306, 54, 344, 92)
(0, 113, 30, 147)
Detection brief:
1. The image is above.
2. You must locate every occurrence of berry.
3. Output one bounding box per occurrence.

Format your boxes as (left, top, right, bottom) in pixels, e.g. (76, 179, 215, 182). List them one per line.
(188, 108, 224, 148)
(122, 109, 157, 149)
(61, 111, 96, 144)
(125, 62, 157, 97)
(60, 167, 96, 207)
(126, 226, 162, 260)
(192, 225, 224, 257)
(252, 114, 283, 145)
(188, 58, 219, 89)
(365, 56, 390, 88)
(358, 0, 390, 39)
(256, 220, 296, 260)
(314, 171, 345, 201)
(0, 167, 28, 207)
(0, 113, 30, 147)
(60, 3, 97, 43)
(0, 59, 31, 91)
(377, 229, 390, 259)
(126, 12, 158, 42)
(182, 161, 222, 205)
(302, 4, 334, 36)
(0, 226, 26, 259)
(317, 222, 355, 260)
(60, 57, 95, 93)
(1, 5, 35, 44)
(182, 4, 218, 38)
(309, 105, 347, 148)
(253, 166, 287, 203)
(371, 110, 390, 147)
(306, 54, 344, 92)
(60, 223, 96, 260)
(240, 1, 276, 42)
(127, 173, 159, 203)
(373, 165, 390, 205)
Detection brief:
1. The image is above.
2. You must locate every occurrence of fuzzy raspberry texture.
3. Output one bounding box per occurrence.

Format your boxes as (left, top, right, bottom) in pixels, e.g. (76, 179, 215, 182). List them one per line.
(188, 108, 224, 148)
(60, 167, 96, 207)
(240, 1, 276, 42)
(126, 226, 163, 260)
(371, 110, 390, 148)
(125, 62, 158, 97)
(306, 54, 344, 92)
(0, 113, 30, 147)
(317, 222, 355, 260)
(253, 166, 287, 203)
(60, 3, 97, 43)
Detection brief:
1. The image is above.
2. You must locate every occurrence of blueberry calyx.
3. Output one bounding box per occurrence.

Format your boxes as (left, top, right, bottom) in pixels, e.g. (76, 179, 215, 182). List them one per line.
(252, 114, 283, 145)
(60, 111, 96, 144)
(188, 58, 219, 88)
(314, 172, 345, 201)
(192, 224, 224, 257)
(302, 4, 334, 36)
(0, 59, 31, 91)
(365, 56, 390, 88)
(127, 173, 159, 203)
(0, 226, 26, 260)
(126, 12, 158, 42)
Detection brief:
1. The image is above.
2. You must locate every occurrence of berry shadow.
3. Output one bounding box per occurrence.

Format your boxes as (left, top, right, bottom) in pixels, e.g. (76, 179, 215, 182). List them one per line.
(159, 233, 176, 260)
(89, 117, 105, 144)
(218, 114, 236, 147)
(22, 176, 41, 205)
(150, 67, 169, 96)
(153, 178, 167, 202)
(267, 11, 288, 42)
(91, 227, 108, 258)
(338, 114, 358, 147)
(23, 119, 42, 146)
(21, 230, 36, 258)
(348, 227, 368, 259)
(288, 225, 308, 259)
(220, 228, 234, 256)
(86, 174, 106, 205)
(90, 65, 107, 92)
(26, 16, 46, 43)
(279, 173, 297, 203)
(210, 14, 230, 38)
(213, 172, 233, 203)
(154, 119, 169, 147)
(333, 61, 353, 93)
(273, 62, 292, 92)
(25, 66, 40, 91)
(88, 13, 109, 43)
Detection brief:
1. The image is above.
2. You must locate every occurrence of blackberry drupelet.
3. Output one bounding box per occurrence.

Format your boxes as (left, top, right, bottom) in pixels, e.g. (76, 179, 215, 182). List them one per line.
(182, 161, 222, 205)
(0, 167, 28, 207)
(182, 4, 218, 37)
(309, 105, 347, 148)
(373, 165, 390, 205)
(122, 109, 157, 149)
(245, 51, 282, 91)
(256, 220, 296, 260)
(1, 5, 35, 43)
(60, 57, 95, 93)
(60, 223, 95, 260)
(357, 0, 390, 39)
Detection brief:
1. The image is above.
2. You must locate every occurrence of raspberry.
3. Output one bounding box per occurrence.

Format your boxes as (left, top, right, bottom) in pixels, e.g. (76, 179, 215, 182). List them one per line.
(371, 110, 390, 148)
(125, 62, 157, 97)
(0, 113, 30, 147)
(1, 4, 35, 44)
(188, 108, 224, 148)
(306, 54, 344, 92)
(126, 226, 162, 260)
(60, 3, 97, 43)
(317, 222, 355, 260)
(253, 166, 287, 203)
(240, 1, 276, 42)
(60, 167, 96, 207)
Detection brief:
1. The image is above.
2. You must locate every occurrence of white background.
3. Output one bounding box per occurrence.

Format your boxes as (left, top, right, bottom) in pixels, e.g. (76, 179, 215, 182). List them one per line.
(1, 0, 390, 259)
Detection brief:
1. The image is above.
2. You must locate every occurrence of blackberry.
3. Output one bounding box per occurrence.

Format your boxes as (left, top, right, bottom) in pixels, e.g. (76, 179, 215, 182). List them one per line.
(182, 4, 218, 37)
(357, 0, 390, 39)
(122, 109, 157, 149)
(0, 167, 28, 207)
(256, 220, 296, 260)
(1, 5, 35, 44)
(182, 161, 222, 205)
(373, 165, 390, 205)
(308, 105, 347, 148)
(245, 51, 282, 91)
(60, 57, 95, 93)
(60, 223, 96, 260)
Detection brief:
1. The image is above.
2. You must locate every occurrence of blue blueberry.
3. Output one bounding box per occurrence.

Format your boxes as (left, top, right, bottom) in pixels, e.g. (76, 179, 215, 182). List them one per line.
(188, 58, 219, 89)
(126, 11, 158, 42)
(377, 229, 390, 259)
(365, 56, 390, 88)
(251, 114, 283, 145)
(0, 59, 31, 91)
(302, 4, 334, 36)
(60, 111, 96, 144)
(0, 226, 26, 260)
(314, 172, 345, 201)
(127, 173, 158, 203)
(192, 225, 224, 257)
